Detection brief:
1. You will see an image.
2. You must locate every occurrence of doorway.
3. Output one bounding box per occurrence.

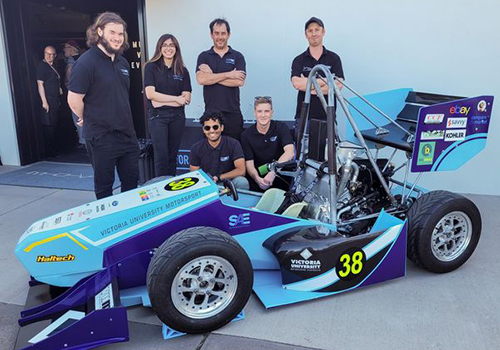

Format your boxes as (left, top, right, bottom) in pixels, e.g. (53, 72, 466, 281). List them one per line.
(1, 0, 148, 165)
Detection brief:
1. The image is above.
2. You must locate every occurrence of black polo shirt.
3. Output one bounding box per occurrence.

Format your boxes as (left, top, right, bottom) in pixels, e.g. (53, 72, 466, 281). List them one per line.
(36, 61, 60, 99)
(190, 136, 245, 177)
(68, 46, 136, 139)
(196, 46, 245, 113)
(291, 46, 344, 120)
(240, 120, 293, 167)
(144, 61, 192, 114)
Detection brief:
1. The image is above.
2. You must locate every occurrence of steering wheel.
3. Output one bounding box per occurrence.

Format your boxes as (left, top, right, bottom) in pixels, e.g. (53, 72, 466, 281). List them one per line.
(222, 179, 239, 201)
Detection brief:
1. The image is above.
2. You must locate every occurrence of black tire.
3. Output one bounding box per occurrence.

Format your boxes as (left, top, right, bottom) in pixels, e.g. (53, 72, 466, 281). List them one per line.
(146, 226, 253, 333)
(407, 190, 481, 273)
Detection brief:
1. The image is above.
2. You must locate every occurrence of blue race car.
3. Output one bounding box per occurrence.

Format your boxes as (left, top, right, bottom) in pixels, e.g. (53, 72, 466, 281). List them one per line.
(15, 65, 494, 349)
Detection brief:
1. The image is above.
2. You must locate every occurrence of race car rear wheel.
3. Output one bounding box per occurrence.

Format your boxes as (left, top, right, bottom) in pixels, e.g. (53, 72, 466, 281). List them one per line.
(146, 226, 253, 333)
(406, 190, 481, 273)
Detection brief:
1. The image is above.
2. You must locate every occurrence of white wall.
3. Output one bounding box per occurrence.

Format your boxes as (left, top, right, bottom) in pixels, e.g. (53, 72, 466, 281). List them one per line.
(145, 0, 500, 195)
(0, 15, 20, 166)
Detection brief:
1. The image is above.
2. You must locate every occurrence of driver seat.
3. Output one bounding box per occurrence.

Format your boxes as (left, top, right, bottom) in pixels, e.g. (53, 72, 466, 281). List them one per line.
(254, 188, 307, 218)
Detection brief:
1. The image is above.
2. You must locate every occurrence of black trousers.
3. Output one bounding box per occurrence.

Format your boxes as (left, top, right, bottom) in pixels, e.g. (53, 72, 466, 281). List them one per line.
(41, 99, 60, 156)
(221, 111, 243, 141)
(149, 110, 185, 176)
(86, 132, 140, 199)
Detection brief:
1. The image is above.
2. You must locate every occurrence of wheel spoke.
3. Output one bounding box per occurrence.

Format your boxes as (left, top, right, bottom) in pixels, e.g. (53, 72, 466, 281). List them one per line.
(187, 292, 197, 309)
(200, 295, 209, 309)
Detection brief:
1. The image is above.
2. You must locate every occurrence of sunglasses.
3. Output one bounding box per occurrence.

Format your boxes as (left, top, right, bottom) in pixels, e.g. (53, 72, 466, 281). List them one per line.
(203, 124, 220, 131)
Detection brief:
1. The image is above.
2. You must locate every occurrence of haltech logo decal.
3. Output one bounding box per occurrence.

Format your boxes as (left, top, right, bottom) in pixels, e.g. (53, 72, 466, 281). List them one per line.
(165, 177, 199, 191)
(36, 254, 75, 263)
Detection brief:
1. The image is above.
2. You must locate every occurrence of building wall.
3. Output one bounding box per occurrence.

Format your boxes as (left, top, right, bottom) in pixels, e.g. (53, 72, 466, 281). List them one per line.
(147, 0, 499, 194)
(0, 14, 20, 166)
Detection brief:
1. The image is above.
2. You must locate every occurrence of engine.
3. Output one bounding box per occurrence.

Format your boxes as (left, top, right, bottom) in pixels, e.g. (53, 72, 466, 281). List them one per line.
(296, 146, 394, 234)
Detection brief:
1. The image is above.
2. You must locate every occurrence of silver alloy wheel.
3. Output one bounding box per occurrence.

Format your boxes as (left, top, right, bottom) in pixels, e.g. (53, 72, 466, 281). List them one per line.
(431, 211, 472, 262)
(171, 255, 238, 319)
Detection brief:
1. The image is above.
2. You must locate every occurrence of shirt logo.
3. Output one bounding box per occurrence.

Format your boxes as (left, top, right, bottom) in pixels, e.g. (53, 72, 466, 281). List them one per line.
(270, 136, 278, 142)
(121, 69, 129, 76)
(173, 75, 183, 81)
(220, 156, 230, 162)
(225, 58, 235, 65)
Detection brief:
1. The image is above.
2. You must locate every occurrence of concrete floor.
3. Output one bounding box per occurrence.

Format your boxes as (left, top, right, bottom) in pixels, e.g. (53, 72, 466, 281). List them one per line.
(1, 164, 499, 350)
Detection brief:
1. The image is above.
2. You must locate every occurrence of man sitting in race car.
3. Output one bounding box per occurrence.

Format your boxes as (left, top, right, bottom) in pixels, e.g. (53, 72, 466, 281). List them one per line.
(189, 110, 249, 189)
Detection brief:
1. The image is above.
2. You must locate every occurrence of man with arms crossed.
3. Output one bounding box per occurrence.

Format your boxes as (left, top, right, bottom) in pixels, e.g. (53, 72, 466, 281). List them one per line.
(291, 17, 345, 122)
(241, 97, 295, 191)
(196, 18, 246, 140)
(190, 111, 249, 189)
(68, 12, 139, 199)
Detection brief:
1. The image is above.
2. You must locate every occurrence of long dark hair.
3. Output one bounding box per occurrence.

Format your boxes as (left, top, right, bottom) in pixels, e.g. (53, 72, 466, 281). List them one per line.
(86, 12, 129, 51)
(147, 34, 185, 75)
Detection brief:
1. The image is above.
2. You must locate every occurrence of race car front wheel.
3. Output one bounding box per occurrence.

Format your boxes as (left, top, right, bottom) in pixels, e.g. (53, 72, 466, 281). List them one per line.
(146, 226, 253, 333)
(407, 190, 481, 273)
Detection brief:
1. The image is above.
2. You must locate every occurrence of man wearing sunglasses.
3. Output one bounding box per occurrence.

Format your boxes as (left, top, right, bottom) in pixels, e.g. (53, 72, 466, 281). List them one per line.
(196, 18, 246, 140)
(241, 96, 295, 191)
(189, 111, 249, 189)
(291, 17, 344, 122)
(36, 45, 62, 157)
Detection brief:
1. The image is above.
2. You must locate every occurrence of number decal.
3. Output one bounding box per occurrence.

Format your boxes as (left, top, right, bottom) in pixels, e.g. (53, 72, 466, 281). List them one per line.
(336, 248, 366, 281)
(164, 177, 199, 191)
(338, 254, 351, 278)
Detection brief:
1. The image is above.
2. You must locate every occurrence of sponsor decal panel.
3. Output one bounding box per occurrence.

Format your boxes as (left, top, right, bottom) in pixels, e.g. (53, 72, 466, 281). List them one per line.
(417, 142, 435, 166)
(445, 129, 466, 142)
(229, 213, 251, 228)
(477, 100, 487, 112)
(471, 115, 489, 125)
(165, 177, 199, 191)
(421, 130, 444, 140)
(37, 254, 75, 263)
(291, 249, 321, 272)
(95, 284, 114, 310)
(449, 105, 470, 116)
(424, 114, 444, 124)
(446, 117, 467, 129)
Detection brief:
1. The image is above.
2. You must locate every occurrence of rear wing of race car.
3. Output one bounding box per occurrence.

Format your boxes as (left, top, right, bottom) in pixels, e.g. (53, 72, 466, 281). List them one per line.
(346, 89, 494, 172)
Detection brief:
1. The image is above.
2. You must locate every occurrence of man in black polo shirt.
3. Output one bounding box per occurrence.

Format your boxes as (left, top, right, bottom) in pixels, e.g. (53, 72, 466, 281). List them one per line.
(189, 111, 249, 189)
(36, 45, 62, 157)
(291, 17, 345, 121)
(196, 18, 246, 140)
(241, 97, 295, 191)
(68, 12, 139, 199)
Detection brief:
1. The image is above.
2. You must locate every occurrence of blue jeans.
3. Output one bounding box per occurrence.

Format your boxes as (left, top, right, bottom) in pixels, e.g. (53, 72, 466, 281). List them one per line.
(149, 109, 185, 177)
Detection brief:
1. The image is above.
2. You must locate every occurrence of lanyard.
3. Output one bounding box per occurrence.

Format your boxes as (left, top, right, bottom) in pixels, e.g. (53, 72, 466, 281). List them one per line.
(43, 60, 60, 81)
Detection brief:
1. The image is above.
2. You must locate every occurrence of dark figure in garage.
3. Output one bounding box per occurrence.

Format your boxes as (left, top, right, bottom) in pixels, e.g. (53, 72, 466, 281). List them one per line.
(36, 45, 62, 157)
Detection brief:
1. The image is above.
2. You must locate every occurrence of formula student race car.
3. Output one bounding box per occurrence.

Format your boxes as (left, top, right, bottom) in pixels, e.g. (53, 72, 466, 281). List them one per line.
(15, 65, 494, 349)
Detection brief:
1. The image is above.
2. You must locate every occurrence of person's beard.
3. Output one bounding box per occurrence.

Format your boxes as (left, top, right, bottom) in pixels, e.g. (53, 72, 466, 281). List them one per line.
(99, 35, 124, 55)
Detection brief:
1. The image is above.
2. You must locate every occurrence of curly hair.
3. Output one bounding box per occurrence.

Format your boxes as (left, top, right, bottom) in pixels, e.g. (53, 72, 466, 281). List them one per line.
(200, 110, 225, 126)
(86, 12, 129, 51)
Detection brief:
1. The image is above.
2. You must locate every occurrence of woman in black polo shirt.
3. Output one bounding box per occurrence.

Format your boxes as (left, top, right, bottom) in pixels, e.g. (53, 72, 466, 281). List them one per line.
(144, 34, 192, 176)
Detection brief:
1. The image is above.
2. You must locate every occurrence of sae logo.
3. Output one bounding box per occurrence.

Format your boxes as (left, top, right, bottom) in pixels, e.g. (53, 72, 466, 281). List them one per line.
(229, 213, 250, 227)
